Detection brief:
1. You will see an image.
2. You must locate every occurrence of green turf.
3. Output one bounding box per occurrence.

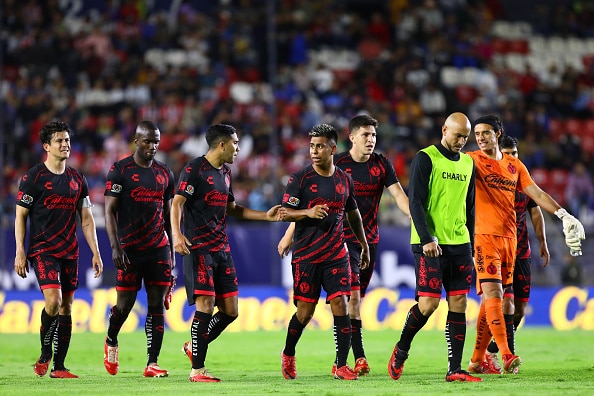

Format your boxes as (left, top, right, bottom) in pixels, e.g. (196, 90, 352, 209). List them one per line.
(0, 328, 592, 395)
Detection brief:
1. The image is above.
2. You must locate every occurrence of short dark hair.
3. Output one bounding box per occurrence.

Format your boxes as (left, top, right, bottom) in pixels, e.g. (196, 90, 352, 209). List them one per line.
(309, 123, 338, 144)
(39, 121, 71, 144)
(205, 123, 237, 148)
(500, 135, 518, 149)
(137, 120, 159, 133)
(349, 114, 378, 133)
(473, 114, 503, 132)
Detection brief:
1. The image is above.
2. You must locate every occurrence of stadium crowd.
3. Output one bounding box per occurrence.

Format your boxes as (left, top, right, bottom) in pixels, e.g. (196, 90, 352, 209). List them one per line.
(1, 0, 594, 229)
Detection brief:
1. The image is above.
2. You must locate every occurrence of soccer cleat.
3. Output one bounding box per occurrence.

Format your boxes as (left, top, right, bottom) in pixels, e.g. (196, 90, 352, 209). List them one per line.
(281, 350, 297, 380)
(502, 354, 521, 374)
(468, 359, 502, 374)
(486, 352, 502, 373)
(388, 345, 408, 380)
(143, 363, 169, 377)
(189, 367, 220, 382)
(354, 357, 370, 376)
(49, 369, 79, 378)
(164, 276, 176, 310)
(33, 356, 52, 377)
(446, 369, 483, 382)
(103, 338, 119, 375)
(182, 341, 192, 363)
(334, 365, 358, 380)
(331, 363, 337, 376)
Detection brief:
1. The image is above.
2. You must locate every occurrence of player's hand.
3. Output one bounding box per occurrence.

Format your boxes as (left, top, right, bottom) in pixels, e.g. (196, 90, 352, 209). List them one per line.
(112, 246, 130, 270)
(14, 254, 29, 279)
(555, 209, 586, 255)
(278, 233, 293, 258)
(422, 239, 442, 257)
(92, 253, 103, 278)
(267, 204, 285, 221)
(309, 204, 329, 220)
(173, 233, 192, 256)
(539, 243, 550, 267)
(359, 246, 371, 270)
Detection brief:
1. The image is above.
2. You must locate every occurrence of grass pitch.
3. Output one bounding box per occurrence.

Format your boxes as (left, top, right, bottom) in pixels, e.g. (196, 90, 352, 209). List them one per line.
(0, 328, 592, 395)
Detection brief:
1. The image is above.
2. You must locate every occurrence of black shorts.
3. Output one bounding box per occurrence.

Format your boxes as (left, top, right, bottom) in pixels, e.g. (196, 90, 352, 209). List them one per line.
(413, 251, 473, 300)
(116, 246, 172, 291)
(30, 254, 78, 294)
(507, 257, 531, 302)
(347, 242, 378, 297)
(183, 250, 238, 305)
(292, 258, 351, 305)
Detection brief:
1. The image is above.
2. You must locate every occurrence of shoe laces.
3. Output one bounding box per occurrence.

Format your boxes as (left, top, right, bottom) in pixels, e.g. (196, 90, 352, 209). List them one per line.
(107, 345, 118, 363)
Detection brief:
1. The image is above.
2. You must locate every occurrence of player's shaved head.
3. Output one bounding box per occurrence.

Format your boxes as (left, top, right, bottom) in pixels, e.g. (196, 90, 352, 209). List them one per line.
(444, 112, 471, 131)
(135, 120, 160, 138)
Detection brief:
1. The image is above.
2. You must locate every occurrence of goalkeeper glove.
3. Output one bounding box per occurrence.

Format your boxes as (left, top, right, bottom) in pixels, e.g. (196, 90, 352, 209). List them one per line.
(555, 208, 586, 256)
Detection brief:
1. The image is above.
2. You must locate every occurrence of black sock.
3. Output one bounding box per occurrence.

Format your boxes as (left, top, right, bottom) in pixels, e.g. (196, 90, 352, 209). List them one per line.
(334, 315, 351, 367)
(445, 311, 466, 373)
(350, 319, 364, 359)
(397, 304, 429, 352)
(53, 315, 72, 370)
(504, 314, 515, 354)
(283, 314, 306, 356)
(146, 306, 165, 365)
(190, 311, 212, 369)
(40, 309, 57, 360)
(107, 306, 128, 346)
(207, 312, 237, 343)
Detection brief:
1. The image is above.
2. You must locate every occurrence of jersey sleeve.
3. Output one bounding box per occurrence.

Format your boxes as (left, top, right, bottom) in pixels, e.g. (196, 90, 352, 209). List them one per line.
(345, 173, 358, 212)
(517, 160, 535, 192)
(15, 170, 36, 209)
(164, 167, 175, 201)
(282, 173, 303, 209)
(176, 162, 198, 200)
(380, 154, 399, 187)
(104, 163, 123, 197)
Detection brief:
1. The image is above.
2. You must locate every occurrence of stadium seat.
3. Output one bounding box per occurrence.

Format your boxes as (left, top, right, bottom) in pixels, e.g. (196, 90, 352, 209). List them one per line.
(565, 119, 584, 136)
(491, 38, 510, 54)
(508, 39, 529, 54)
(530, 168, 549, 189)
(441, 66, 462, 88)
(548, 118, 565, 141)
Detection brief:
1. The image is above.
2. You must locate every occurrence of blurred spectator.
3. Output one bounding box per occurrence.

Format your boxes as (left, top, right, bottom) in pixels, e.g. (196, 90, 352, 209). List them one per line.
(565, 162, 594, 224)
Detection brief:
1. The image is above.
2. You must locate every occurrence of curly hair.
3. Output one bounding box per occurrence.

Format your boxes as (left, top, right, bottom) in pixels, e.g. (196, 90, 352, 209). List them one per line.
(39, 121, 71, 144)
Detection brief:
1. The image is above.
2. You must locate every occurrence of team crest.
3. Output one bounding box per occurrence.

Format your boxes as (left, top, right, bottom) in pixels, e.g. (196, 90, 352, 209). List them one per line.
(156, 174, 166, 184)
(507, 163, 516, 174)
(370, 166, 380, 177)
(18, 192, 33, 204)
(287, 196, 300, 206)
(70, 179, 79, 191)
(336, 184, 345, 194)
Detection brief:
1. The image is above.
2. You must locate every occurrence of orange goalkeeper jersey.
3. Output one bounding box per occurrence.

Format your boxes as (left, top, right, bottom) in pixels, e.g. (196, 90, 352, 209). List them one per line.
(467, 150, 534, 238)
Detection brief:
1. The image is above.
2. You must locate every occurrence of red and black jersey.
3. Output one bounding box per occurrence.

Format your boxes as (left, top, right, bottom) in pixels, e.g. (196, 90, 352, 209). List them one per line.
(334, 151, 399, 245)
(175, 156, 234, 253)
(104, 155, 175, 251)
(514, 191, 537, 259)
(282, 164, 358, 265)
(16, 163, 89, 260)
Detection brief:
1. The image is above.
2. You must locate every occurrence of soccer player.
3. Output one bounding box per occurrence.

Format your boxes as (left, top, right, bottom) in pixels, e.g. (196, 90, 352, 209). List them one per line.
(482, 135, 550, 373)
(468, 114, 585, 375)
(171, 123, 284, 382)
(278, 114, 410, 376)
(279, 123, 370, 381)
(14, 120, 103, 378)
(103, 121, 175, 377)
(387, 112, 482, 382)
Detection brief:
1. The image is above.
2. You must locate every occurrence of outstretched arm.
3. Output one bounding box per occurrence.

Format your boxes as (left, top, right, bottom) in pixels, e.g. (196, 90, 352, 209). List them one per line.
(528, 205, 550, 267)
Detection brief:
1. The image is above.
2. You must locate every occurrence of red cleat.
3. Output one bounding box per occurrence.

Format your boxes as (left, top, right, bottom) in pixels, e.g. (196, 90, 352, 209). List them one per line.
(388, 345, 408, 380)
(49, 369, 79, 378)
(468, 359, 502, 374)
(446, 369, 483, 382)
(34, 356, 51, 377)
(354, 357, 370, 376)
(334, 365, 358, 380)
(143, 363, 168, 377)
(331, 363, 337, 376)
(281, 350, 297, 380)
(189, 367, 220, 382)
(502, 354, 521, 374)
(103, 338, 119, 375)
